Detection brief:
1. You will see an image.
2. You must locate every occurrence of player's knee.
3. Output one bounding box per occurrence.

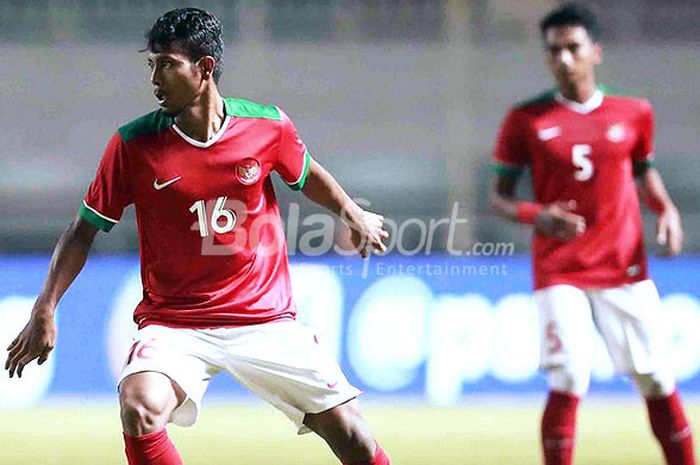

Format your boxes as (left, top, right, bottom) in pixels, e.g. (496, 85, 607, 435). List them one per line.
(119, 384, 173, 435)
(634, 372, 675, 398)
(305, 400, 375, 459)
(547, 366, 590, 397)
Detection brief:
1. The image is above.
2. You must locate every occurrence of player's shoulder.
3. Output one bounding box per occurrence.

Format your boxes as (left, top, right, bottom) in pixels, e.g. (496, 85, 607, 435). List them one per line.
(223, 97, 282, 121)
(601, 86, 652, 112)
(117, 109, 174, 143)
(502, 90, 558, 123)
(513, 89, 558, 112)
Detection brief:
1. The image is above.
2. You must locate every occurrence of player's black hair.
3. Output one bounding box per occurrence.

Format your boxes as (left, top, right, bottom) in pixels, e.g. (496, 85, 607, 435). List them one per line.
(540, 2, 601, 42)
(146, 8, 224, 83)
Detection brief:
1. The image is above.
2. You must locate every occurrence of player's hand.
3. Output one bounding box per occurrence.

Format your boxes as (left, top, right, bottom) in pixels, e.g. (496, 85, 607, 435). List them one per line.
(656, 206, 683, 256)
(535, 200, 586, 241)
(348, 210, 389, 258)
(5, 305, 56, 378)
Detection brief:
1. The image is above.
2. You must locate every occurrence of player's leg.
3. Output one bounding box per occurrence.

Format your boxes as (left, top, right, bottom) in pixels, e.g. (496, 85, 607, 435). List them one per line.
(303, 398, 389, 465)
(591, 280, 695, 465)
(120, 372, 185, 465)
(118, 326, 219, 465)
(639, 371, 695, 465)
(535, 285, 596, 465)
(220, 321, 390, 464)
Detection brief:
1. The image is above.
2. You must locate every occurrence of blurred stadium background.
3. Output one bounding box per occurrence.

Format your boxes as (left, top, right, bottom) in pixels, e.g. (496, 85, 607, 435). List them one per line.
(2, 0, 700, 463)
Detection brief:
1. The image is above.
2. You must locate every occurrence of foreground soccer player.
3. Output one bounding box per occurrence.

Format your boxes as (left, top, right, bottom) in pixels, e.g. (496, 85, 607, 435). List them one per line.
(491, 3, 694, 465)
(5, 8, 390, 465)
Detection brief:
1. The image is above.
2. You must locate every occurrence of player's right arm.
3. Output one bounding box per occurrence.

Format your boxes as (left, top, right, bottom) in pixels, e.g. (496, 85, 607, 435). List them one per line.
(6, 131, 132, 378)
(491, 175, 585, 241)
(5, 216, 98, 378)
(490, 109, 585, 240)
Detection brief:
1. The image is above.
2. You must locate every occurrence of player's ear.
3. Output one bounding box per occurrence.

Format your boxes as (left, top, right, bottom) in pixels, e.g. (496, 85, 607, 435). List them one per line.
(592, 42, 603, 66)
(198, 56, 216, 81)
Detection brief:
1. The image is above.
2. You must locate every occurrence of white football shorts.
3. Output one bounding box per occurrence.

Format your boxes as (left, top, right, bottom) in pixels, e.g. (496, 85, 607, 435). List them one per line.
(117, 320, 361, 434)
(535, 279, 669, 375)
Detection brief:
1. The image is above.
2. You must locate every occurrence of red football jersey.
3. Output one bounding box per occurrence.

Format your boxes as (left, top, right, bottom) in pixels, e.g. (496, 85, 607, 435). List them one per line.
(80, 98, 310, 328)
(493, 89, 655, 289)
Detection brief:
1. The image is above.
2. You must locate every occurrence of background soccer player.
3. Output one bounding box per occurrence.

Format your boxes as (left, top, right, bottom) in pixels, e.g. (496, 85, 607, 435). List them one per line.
(5, 8, 390, 465)
(491, 3, 694, 465)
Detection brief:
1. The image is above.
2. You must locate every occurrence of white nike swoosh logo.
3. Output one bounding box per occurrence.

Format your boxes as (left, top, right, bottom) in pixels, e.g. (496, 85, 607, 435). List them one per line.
(153, 176, 182, 190)
(537, 126, 561, 141)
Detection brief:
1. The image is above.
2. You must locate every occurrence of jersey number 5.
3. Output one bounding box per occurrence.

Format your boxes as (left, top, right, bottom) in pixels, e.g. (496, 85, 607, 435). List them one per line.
(189, 196, 237, 237)
(572, 144, 593, 181)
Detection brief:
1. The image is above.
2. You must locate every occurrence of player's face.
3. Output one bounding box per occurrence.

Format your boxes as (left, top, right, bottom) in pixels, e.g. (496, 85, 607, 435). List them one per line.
(147, 49, 204, 116)
(544, 25, 602, 89)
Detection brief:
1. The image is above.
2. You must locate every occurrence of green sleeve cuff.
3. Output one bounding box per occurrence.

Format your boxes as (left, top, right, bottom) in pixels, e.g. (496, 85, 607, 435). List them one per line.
(79, 201, 117, 232)
(492, 162, 524, 178)
(633, 158, 655, 177)
(287, 151, 311, 191)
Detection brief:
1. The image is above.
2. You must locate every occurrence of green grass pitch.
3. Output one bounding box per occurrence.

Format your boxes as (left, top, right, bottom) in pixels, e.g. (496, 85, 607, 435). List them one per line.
(2, 400, 698, 464)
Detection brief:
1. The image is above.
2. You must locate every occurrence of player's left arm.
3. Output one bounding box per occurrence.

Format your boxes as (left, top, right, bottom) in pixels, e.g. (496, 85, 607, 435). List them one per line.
(633, 100, 683, 255)
(636, 166, 683, 255)
(275, 108, 387, 257)
(302, 158, 388, 257)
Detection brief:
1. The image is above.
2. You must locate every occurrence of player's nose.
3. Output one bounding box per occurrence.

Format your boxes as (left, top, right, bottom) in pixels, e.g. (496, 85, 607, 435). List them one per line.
(559, 50, 574, 68)
(150, 67, 161, 86)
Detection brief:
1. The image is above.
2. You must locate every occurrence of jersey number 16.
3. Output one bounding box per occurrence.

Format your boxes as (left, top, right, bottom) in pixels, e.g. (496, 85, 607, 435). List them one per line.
(189, 196, 237, 237)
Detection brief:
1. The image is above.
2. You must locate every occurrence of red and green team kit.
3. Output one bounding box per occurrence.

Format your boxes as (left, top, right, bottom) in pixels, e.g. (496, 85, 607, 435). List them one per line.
(80, 98, 309, 329)
(80, 90, 656, 328)
(493, 89, 655, 290)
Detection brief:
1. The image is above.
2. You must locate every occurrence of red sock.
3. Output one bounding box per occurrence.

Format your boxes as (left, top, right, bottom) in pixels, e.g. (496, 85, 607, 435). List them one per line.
(646, 391, 696, 465)
(541, 391, 579, 465)
(123, 429, 184, 465)
(346, 443, 390, 465)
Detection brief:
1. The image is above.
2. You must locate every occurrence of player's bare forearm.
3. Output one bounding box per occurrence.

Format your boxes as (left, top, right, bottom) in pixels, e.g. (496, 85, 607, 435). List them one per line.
(491, 174, 585, 240)
(301, 158, 364, 224)
(490, 175, 520, 222)
(35, 216, 98, 315)
(636, 168, 677, 214)
(636, 168, 683, 255)
(5, 216, 97, 377)
(301, 158, 388, 256)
